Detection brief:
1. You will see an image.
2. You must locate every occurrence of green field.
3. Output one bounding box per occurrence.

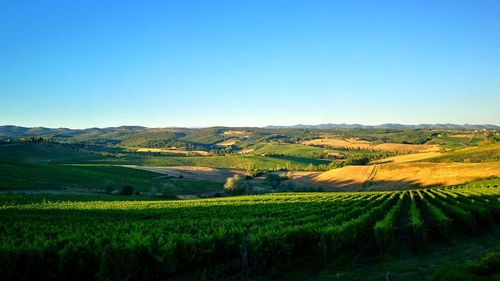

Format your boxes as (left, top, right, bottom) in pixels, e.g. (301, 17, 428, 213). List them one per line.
(0, 143, 105, 163)
(1, 179, 499, 280)
(250, 143, 326, 157)
(426, 135, 486, 149)
(0, 142, 330, 171)
(0, 162, 223, 194)
(425, 144, 500, 163)
(0, 142, 330, 195)
(1, 128, 499, 280)
(117, 154, 330, 170)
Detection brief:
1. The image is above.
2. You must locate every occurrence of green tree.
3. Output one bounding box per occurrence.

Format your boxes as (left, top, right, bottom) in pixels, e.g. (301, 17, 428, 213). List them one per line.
(264, 173, 281, 189)
(121, 185, 134, 195)
(307, 163, 315, 171)
(246, 163, 257, 178)
(104, 180, 115, 194)
(159, 183, 177, 198)
(224, 175, 248, 194)
(343, 156, 370, 166)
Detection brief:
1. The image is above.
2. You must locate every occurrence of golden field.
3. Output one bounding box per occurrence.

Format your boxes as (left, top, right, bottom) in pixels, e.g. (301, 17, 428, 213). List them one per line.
(302, 138, 439, 153)
(371, 151, 442, 164)
(132, 147, 209, 156)
(291, 162, 500, 190)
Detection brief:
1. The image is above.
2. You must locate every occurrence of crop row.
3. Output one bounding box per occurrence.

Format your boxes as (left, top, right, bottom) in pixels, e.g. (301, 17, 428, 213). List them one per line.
(0, 183, 498, 281)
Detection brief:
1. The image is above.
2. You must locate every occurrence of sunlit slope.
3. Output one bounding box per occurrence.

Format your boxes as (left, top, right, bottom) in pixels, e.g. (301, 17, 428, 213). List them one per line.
(299, 162, 500, 189)
(372, 162, 500, 187)
(371, 152, 442, 164)
(312, 165, 376, 187)
(424, 144, 500, 163)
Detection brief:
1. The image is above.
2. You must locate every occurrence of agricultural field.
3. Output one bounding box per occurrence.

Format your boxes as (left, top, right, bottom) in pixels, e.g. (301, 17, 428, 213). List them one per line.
(290, 161, 500, 190)
(426, 133, 488, 149)
(302, 138, 440, 153)
(131, 147, 209, 156)
(424, 144, 500, 163)
(125, 154, 330, 170)
(3, 1, 500, 279)
(0, 142, 329, 171)
(309, 165, 376, 187)
(249, 143, 327, 157)
(122, 165, 245, 182)
(0, 126, 499, 280)
(0, 179, 499, 280)
(370, 151, 442, 164)
(0, 162, 223, 195)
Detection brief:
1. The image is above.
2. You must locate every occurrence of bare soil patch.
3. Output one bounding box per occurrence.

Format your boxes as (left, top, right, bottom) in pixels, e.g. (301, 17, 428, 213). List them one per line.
(121, 165, 245, 181)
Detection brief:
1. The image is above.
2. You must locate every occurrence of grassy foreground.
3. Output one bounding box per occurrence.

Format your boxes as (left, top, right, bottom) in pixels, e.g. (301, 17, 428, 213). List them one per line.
(0, 179, 499, 281)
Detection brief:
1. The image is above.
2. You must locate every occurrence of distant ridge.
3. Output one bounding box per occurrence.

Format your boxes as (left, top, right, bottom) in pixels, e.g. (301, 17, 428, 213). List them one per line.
(1, 123, 499, 140)
(0, 125, 146, 139)
(263, 123, 500, 130)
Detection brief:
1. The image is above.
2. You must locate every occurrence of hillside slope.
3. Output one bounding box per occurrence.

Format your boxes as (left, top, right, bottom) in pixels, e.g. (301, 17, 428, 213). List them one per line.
(293, 162, 500, 190)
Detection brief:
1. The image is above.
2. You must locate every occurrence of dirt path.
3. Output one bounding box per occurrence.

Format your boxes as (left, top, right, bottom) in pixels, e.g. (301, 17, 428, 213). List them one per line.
(363, 164, 379, 187)
(121, 165, 245, 181)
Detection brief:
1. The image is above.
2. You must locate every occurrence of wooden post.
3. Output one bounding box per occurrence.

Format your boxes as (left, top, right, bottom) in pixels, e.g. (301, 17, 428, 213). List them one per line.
(242, 235, 249, 279)
(322, 233, 328, 269)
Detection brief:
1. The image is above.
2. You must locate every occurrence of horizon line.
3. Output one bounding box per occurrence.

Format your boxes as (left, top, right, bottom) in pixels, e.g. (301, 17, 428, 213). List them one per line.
(1, 122, 499, 130)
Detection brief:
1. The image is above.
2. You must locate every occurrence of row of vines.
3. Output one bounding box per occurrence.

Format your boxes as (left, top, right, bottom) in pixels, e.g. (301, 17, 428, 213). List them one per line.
(0, 180, 499, 280)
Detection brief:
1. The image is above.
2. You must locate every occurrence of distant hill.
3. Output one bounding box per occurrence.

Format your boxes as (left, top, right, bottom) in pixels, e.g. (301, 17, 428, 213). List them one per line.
(264, 123, 500, 130)
(1, 124, 497, 149)
(0, 125, 146, 139)
(2, 123, 498, 140)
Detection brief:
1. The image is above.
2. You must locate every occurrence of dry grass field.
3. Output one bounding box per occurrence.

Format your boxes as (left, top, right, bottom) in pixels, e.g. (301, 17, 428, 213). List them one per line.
(312, 165, 375, 187)
(372, 162, 500, 187)
(215, 139, 238, 146)
(222, 130, 249, 136)
(371, 151, 442, 164)
(132, 147, 209, 155)
(302, 138, 439, 153)
(291, 162, 500, 190)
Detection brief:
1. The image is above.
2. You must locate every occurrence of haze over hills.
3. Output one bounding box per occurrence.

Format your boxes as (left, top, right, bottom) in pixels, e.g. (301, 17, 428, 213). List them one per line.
(264, 123, 500, 130)
(0, 123, 499, 139)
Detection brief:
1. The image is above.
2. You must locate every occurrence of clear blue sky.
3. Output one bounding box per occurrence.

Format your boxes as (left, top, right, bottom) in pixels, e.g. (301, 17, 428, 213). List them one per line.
(1, 0, 499, 128)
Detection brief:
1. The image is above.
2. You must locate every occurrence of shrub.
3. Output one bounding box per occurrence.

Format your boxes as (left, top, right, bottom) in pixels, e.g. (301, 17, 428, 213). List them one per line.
(278, 181, 295, 192)
(264, 173, 282, 188)
(160, 183, 178, 198)
(246, 163, 257, 179)
(148, 186, 158, 197)
(430, 252, 500, 281)
(104, 180, 115, 194)
(280, 171, 294, 180)
(121, 185, 134, 195)
(343, 156, 370, 166)
(224, 175, 248, 194)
